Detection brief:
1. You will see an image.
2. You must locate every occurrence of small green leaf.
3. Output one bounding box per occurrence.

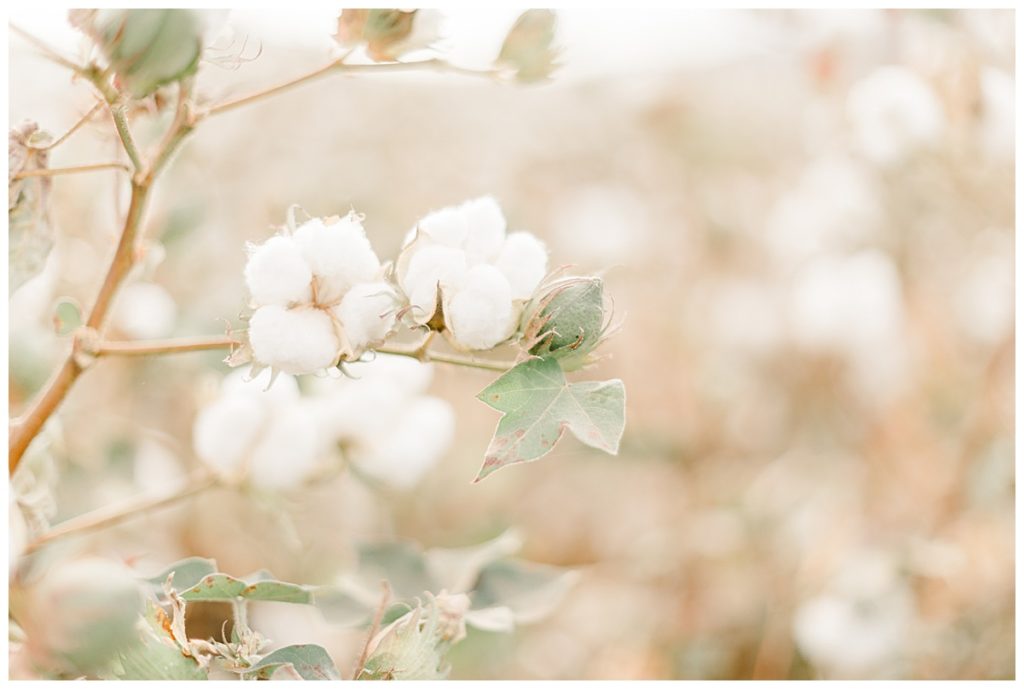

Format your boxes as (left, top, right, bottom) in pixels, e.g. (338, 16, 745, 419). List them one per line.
(357, 541, 438, 601)
(472, 559, 578, 624)
(52, 298, 83, 336)
(243, 644, 341, 681)
(180, 572, 312, 604)
(475, 357, 626, 480)
(145, 557, 217, 592)
(497, 9, 559, 83)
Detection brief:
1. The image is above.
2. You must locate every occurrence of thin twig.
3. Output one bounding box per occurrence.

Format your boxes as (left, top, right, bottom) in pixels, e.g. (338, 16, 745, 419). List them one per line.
(9, 23, 84, 73)
(353, 581, 392, 680)
(26, 472, 218, 552)
(205, 57, 497, 117)
(94, 335, 240, 357)
(11, 161, 131, 180)
(109, 105, 144, 173)
(376, 343, 515, 372)
(40, 102, 105, 151)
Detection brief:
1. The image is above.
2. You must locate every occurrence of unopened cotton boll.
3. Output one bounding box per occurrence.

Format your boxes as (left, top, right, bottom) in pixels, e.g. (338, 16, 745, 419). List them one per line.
(460, 196, 507, 265)
(401, 244, 468, 320)
(445, 265, 515, 350)
(244, 235, 313, 306)
(193, 393, 268, 479)
(354, 396, 455, 490)
(293, 215, 381, 304)
(247, 405, 321, 490)
(333, 281, 398, 350)
(248, 305, 340, 374)
(847, 65, 944, 166)
(112, 282, 178, 339)
(495, 232, 548, 299)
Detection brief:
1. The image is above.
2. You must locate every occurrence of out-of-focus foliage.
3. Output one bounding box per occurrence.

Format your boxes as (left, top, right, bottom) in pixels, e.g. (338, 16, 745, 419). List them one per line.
(8, 121, 53, 291)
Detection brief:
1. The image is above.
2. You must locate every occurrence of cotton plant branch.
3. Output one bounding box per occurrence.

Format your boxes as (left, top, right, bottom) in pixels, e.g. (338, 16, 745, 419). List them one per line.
(25, 471, 218, 553)
(9, 23, 86, 73)
(203, 56, 497, 118)
(10, 161, 131, 180)
(9, 80, 197, 476)
(39, 101, 105, 151)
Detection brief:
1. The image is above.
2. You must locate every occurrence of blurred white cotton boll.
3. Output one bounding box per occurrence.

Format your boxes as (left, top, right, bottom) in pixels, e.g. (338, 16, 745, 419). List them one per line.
(460, 196, 507, 264)
(953, 247, 1012, 345)
(193, 394, 268, 479)
(248, 305, 340, 374)
(445, 265, 515, 350)
(244, 235, 313, 306)
(343, 353, 435, 397)
(495, 232, 549, 300)
(292, 215, 381, 303)
(10, 496, 28, 566)
(354, 397, 456, 489)
(847, 65, 944, 166)
(221, 367, 301, 405)
(978, 67, 1014, 162)
(111, 282, 178, 339)
(247, 405, 321, 490)
(333, 281, 398, 350)
(132, 438, 186, 493)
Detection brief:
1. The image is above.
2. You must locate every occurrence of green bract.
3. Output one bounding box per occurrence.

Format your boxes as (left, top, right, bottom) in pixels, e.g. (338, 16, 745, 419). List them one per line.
(525, 276, 607, 371)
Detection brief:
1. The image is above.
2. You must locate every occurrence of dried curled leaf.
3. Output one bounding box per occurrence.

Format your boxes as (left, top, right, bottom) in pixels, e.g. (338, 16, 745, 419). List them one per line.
(9, 121, 54, 293)
(496, 9, 560, 83)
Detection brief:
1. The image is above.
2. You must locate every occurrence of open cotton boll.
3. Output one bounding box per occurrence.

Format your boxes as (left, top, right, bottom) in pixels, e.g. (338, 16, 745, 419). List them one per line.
(248, 305, 340, 374)
(244, 235, 313, 306)
(247, 405, 322, 490)
(221, 367, 301, 406)
(401, 244, 468, 321)
(494, 232, 549, 300)
(292, 215, 381, 304)
(333, 281, 398, 350)
(193, 393, 268, 479)
(460, 196, 507, 265)
(354, 396, 455, 490)
(416, 205, 469, 248)
(112, 282, 178, 339)
(846, 65, 944, 166)
(445, 265, 515, 350)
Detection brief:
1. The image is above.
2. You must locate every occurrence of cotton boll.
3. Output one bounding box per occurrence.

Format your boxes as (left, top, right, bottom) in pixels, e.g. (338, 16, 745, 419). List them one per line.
(248, 305, 340, 374)
(244, 235, 313, 306)
(416, 206, 469, 248)
(247, 405, 322, 491)
(333, 281, 398, 350)
(193, 394, 268, 479)
(112, 282, 178, 339)
(344, 354, 434, 396)
(847, 65, 944, 166)
(445, 265, 515, 350)
(10, 496, 27, 566)
(401, 244, 468, 321)
(221, 367, 302, 407)
(354, 397, 455, 489)
(460, 196, 507, 264)
(494, 232, 549, 300)
(292, 215, 381, 304)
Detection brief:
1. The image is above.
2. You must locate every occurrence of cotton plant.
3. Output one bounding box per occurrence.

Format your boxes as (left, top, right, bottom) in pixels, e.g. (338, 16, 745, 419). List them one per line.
(8, 8, 608, 681)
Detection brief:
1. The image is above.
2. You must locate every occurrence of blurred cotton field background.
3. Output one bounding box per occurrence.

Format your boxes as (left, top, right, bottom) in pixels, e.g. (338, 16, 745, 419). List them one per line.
(8, 7, 1015, 680)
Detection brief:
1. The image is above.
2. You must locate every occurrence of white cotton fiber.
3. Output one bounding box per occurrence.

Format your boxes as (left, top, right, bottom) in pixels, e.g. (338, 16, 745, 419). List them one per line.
(247, 405, 321, 490)
(401, 244, 468, 321)
(193, 393, 268, 478)
(494, 232, 548, 300)
(417, 206, 469, 248)
(248, 305, 340, 374)
(244, 235, 313, 306)
(354, 396, 455, 490)
(444, 265, 515, 350)
(221, 367, 301, 406)
(460, 196, 507, 265)
(333, 281, 398, 350)
(292, 215, 381, 303)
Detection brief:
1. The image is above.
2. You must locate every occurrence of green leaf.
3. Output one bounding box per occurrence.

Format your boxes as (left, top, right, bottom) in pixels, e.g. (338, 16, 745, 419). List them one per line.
(243, 644, 341, 680)
(180, 572, 312, 604)
(145, 557, 217, 592)
(104, 603, 207, 680)
(497, 9, 559, 83)
(475, 357, 626, 480)
(312, 586, 375, 627)
(9, 121, 53, 293)
(52, 298, 83, 336)
(356, 541, 438, 601)
(526, 277, 606, 371)
(472, 559, 578, 625)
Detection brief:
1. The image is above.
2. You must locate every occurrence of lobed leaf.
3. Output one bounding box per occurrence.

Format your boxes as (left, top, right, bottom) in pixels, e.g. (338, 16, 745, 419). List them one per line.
(179, 572, 312, 604)
(243, 644, 341, 681)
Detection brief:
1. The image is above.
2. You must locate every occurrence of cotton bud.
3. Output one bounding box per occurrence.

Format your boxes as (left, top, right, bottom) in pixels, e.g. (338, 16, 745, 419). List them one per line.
(292, 214, 381, 304)
(70, 9, 206, 98)
(445, 265, 516, 350)
(333, 281, 399, 351)
(244, 235, 312, 306)
(24, 558, 145, 677)
(360, 593, 467, 680)
(335, 9, 442, 61)
(248, 305, 340, 375)
(397, 197, 548, 350)
(523, 276, 607, 371)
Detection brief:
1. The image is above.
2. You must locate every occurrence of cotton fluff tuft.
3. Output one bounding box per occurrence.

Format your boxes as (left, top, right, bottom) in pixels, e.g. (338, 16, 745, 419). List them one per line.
(248, 305, 340, 375)
(193, 369, 322, 490)
(112, 282, 178, 339)
(445, 265, 515, 350)
(398, 197, 548, 350)
(244, 235, 312, 306)
(333, 281, 399, 350)
(292, 215, 381, 303)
